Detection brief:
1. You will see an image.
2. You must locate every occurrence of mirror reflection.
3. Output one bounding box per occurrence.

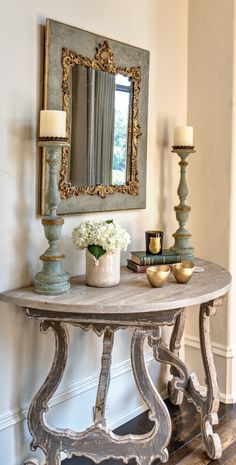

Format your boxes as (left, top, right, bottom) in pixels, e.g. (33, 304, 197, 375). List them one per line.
(70, 67, 132, 187)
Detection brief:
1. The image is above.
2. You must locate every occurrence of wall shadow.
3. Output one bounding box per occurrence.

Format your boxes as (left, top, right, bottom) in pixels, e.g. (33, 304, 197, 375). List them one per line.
(156, 116, 176, 248)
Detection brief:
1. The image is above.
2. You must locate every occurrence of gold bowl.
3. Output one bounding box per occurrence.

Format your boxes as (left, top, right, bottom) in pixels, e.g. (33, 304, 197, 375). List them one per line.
(172, 261, 194, 284)
(146, 265, 170, 288)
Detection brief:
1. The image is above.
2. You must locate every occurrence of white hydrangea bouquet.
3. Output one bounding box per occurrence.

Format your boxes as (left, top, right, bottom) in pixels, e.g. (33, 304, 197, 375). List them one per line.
(72, 219, 131, 260)
(72, 220, 131, 287)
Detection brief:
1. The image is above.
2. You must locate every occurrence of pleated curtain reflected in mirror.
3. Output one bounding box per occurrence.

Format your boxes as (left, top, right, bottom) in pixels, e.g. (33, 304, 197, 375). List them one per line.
(71, 65, 115, 187)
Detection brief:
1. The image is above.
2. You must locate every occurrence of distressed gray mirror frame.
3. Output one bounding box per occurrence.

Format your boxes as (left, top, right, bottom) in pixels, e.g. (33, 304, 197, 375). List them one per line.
(41, 19, 149, 215)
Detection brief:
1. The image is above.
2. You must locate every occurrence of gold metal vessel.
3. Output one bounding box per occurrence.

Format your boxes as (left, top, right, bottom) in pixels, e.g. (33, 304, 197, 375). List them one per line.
(146, 265, 170, 288)
(172, 261, 194, 284)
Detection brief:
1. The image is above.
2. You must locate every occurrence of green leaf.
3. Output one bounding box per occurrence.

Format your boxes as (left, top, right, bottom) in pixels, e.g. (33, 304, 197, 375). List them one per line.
(106, 219, 114, 224)
(88, 244, 106, 260)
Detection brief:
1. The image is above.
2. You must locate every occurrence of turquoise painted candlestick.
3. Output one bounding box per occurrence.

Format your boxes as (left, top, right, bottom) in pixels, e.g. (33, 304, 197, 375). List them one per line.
(170, 146, 195, 259)
(34, 140, 70, 295)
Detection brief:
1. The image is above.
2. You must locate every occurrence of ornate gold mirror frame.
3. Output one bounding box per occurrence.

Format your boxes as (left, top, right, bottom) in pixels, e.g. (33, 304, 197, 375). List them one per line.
(41, 19, 149, 215)
(60, 41, 141, 199)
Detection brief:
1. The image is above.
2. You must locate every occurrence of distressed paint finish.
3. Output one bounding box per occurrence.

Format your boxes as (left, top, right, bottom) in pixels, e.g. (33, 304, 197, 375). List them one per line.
(170, 148, 195, 258)
(94, 328, 114, 425)
(168, 308, 186, 405)
(151, 300, 223, 459)
(1, 260, 231, 465)
(150, 327, 189, 403)
(192, 299, 223, 459)
(35, 141, 70, 295)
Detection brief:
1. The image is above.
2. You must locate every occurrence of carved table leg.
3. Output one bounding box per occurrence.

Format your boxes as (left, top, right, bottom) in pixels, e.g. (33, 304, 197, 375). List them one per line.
(131, 328, 171, 463)
(27, 320, 68, 465)
(182, 299, 223, 459)
(94, 328, 114, 425)
(148, 328, 189, 402)
(148, 300, 223, 460)
(168, 308, 186, 405)
(198, 300, 222, 459)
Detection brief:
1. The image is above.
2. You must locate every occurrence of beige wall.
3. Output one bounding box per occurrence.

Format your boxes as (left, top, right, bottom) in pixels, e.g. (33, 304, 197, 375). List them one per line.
(230, 0, 236, 395)
(0, 1, 188, 464)
(187, 0, 233, 270)
(186, 0, 236, 401)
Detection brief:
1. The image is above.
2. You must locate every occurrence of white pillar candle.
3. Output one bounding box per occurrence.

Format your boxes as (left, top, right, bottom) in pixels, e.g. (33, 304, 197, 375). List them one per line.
(39, 110, 67, 138)
(174, 126, 193, 146)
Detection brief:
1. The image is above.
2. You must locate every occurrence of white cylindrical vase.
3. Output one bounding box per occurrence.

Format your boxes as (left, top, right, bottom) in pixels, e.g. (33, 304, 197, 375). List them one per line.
(86, 249, 120, 287)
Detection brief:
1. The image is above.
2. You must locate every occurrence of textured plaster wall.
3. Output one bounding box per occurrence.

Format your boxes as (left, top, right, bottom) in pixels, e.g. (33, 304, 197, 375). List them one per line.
(0, 1, 188, 464)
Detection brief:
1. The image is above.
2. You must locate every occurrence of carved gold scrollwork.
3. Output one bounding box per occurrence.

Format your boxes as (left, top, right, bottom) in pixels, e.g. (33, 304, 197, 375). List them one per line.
(60, 41, 141, 199)
(94, 40, 116, 72)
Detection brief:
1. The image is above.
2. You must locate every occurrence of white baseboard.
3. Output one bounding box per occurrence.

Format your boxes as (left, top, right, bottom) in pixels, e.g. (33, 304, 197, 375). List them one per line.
(184, 335, 236, 359)
(218, 391, 236, 404)
(184, 335, 236, 403)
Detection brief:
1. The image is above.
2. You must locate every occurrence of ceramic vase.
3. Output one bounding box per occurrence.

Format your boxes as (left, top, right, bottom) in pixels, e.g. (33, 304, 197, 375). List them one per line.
(86, 249, 120, 287)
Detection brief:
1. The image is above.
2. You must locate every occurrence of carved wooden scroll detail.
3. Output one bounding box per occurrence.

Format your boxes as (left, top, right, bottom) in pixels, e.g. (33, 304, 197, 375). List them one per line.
(60, 41, 141, 199)
(131, 328, 171, 463)
(28, 320, 68, 464)
(187, 299, 223, 459)
(165, 300, 223, 460)
(168, 308, 186, 405)
(94, 328, 114, 425)
(149, 327, 189, 397)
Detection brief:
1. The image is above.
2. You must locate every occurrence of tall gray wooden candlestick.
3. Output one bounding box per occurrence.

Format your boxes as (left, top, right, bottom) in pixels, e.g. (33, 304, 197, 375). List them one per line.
(170, 147, 195, 259)
(34, 140, 70, 295)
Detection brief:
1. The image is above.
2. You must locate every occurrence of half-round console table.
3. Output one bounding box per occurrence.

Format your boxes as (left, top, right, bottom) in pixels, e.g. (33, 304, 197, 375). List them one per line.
(0, 259, 231, 465)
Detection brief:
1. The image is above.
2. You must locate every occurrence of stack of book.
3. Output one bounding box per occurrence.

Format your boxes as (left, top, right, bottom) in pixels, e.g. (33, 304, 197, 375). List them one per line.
(127, 250, 190, 273)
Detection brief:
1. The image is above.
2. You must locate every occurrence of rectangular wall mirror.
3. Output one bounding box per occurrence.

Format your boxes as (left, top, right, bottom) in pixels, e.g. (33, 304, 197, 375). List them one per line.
(41, 19, 149, 215)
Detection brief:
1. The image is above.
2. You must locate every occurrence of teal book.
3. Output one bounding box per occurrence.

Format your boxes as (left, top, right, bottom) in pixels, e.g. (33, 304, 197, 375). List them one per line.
(130, 250, 190, 266)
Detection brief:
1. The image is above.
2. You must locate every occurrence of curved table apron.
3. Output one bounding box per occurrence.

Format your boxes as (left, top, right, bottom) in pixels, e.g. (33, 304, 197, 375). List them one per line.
(0, 259, 231, 465)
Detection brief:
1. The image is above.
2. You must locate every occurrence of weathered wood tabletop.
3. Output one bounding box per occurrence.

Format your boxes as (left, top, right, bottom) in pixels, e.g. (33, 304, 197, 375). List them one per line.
(0, 259, 231, 314)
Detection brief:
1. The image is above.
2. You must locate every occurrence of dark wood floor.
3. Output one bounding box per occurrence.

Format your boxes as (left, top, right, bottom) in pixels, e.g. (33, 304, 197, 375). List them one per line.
(63, 398, 236, 465)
